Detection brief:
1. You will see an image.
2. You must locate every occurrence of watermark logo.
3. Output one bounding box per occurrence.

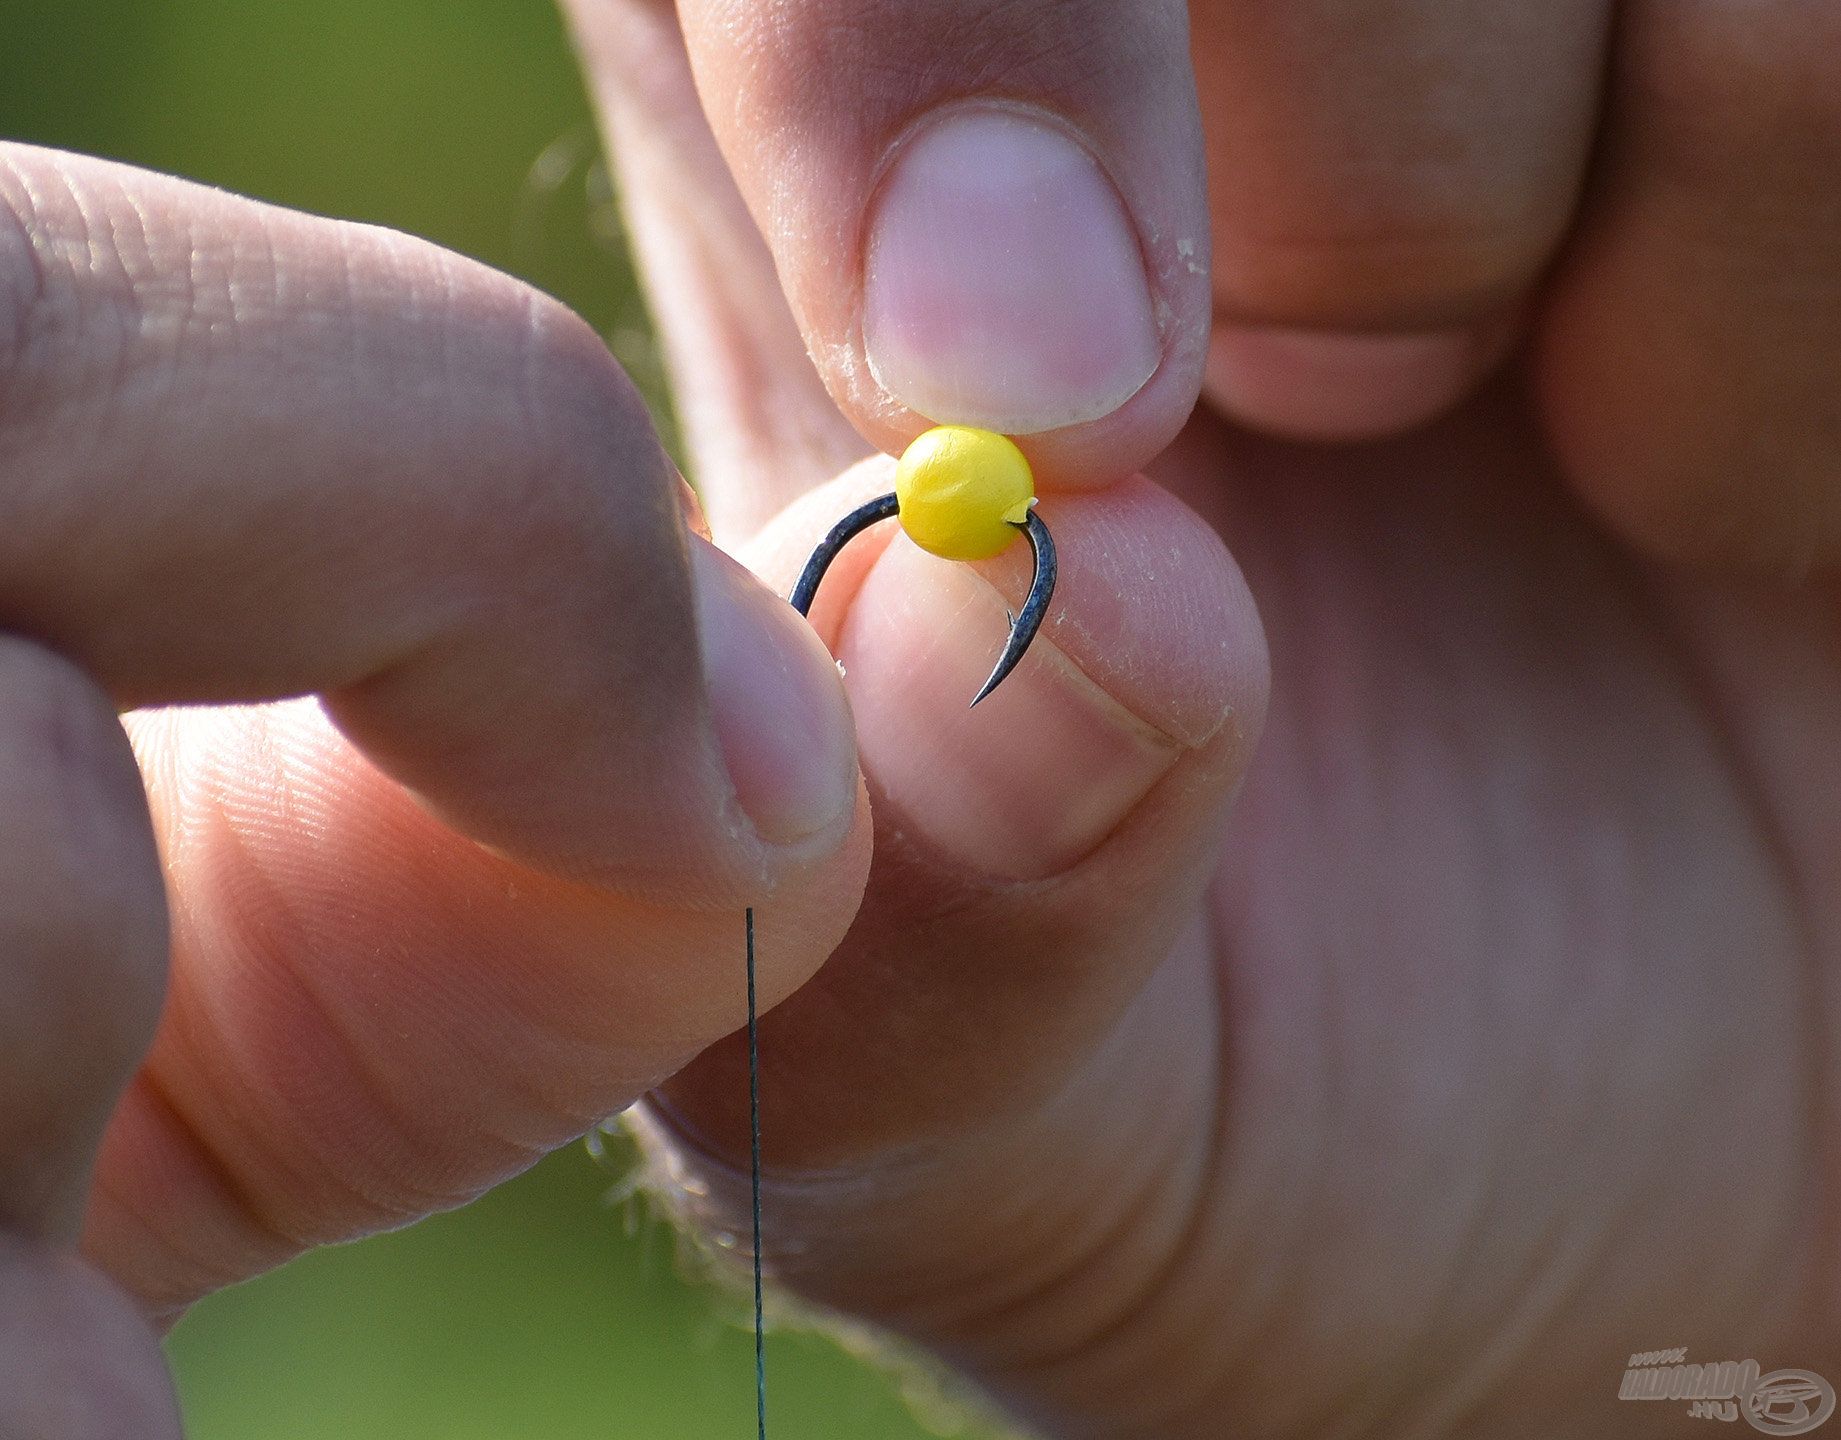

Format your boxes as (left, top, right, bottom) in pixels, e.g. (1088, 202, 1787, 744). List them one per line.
(1620, 1350, 1835, 1434)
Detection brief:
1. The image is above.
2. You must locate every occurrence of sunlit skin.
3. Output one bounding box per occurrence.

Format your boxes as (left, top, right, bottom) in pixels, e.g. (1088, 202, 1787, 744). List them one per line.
(2, 2, 1839, 1438)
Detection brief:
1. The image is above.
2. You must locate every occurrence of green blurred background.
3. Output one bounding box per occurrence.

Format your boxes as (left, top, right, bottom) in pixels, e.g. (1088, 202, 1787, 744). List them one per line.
(0, 2, 979, 1435)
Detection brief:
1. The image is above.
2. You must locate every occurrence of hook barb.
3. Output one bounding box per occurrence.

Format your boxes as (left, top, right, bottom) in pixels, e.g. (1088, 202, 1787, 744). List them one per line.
(968, 509, 1056, 707)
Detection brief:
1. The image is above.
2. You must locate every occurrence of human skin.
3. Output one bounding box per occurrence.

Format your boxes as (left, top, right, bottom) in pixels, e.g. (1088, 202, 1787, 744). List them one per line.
(2, 2, 1838, 1437)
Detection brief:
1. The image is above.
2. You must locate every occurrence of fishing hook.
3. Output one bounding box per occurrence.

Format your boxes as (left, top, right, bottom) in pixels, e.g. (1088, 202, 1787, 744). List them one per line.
(786, 426, 1058, 706)
(749, 426, 1056, 1438)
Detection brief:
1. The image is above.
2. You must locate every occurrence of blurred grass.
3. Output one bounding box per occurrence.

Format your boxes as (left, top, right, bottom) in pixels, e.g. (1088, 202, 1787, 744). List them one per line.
(0, 0, 673, 429)
(167, 1136, 964, 1440)
(0, 2, 964, 1435)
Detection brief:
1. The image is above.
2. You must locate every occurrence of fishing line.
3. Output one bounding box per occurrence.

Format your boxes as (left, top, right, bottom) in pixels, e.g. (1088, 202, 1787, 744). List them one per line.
(748, 424, 1057, 1436)
(746, 906, 766, 1440)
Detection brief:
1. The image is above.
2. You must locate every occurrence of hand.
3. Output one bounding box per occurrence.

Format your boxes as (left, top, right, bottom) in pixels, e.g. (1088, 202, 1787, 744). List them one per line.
(563, 2, 1841, 1435)
(589, 0, 1841, 572)
(0, 143, 878, 1432)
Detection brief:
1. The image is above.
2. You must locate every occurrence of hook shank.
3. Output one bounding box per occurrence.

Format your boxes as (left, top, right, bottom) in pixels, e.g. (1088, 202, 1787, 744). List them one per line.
(788, 492, 900, 618)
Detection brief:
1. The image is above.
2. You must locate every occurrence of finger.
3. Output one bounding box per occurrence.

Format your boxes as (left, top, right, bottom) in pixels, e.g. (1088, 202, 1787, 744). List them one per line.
(85, 699, 867, 1317)
(566, 0, 1211, 487)
(1190, 0, 1611, 440)
(644, 471, 1268, 1357)
(1535, 0, 1841, 571)
(0, 141, 858, 893)
(0, 144, 871, 1310)
(568, 0, 865, 545)
(0, 640, 177, 1436)
(0, 640, 165, 1247)
(0, 1242, 180, 1440)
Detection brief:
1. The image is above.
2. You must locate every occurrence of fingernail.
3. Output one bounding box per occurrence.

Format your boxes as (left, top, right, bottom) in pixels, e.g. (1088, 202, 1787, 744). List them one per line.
(862, 108, 1161, 436)
(838, 537, 1181, 880)
(1204, 324, 1497, 441)
(691, 541, 858, 847)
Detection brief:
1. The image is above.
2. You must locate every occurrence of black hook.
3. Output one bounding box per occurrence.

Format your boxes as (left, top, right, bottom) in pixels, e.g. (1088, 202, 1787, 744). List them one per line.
(788, 492, 1058, 707)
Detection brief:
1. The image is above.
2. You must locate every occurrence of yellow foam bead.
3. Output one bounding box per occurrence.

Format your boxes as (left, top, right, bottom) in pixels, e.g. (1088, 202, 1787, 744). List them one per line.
(894, 425, 1036, 562)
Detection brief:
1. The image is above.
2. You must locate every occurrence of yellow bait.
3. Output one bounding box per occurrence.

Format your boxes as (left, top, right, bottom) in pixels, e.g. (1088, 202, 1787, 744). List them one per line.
(788, 425, 1059, 707)
(894, 425, 1036, 562)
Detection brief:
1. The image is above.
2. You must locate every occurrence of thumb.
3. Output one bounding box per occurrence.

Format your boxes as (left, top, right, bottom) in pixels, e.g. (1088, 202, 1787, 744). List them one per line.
(572, 0, 1210, 488)
(645, 468, 1265, 1397)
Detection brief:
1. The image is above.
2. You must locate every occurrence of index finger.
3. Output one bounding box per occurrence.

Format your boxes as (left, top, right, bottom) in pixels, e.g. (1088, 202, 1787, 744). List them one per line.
(0, 144, 871, 1311)
(0, 142, 856, 894)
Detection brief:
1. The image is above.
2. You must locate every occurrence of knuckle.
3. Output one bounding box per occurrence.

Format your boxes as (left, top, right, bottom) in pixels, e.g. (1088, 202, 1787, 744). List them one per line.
(0, 147, 55, 422)
(1626, 473, 1841, 575)
(1554, 407, 1841, 573)
(502, 281, 676, 565)
(697, 0, 1184, 126)
(1217, 203, 1560, 329)
(1619, 1, 1841, 187)
(339, 227, 674, 582)
(516, 285, 658, 482)
(0, 638, 166, 1052)
(0, 146, 162, 438)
